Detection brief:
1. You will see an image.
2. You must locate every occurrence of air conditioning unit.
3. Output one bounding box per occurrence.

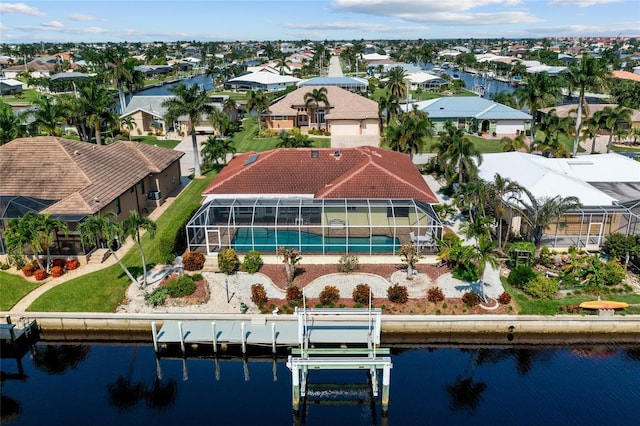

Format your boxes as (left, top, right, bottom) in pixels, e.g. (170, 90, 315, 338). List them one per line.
(147, 191, 161, 200)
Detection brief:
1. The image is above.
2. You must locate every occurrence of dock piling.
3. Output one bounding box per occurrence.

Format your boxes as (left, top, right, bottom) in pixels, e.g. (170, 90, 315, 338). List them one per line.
(271, 322, 276, 354)
(151, 321, 158, 353)
(241, 322, 246, 354)
(211, 322, 217, 353)
(178, 321, 185, 355)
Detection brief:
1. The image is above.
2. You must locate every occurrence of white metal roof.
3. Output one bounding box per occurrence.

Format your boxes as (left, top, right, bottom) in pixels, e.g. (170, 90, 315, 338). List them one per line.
(228, 71, 300, 85)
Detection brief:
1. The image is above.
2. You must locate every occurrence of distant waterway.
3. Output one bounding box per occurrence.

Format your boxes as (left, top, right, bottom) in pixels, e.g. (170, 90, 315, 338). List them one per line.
(2, 342, 639, 425)
(129, 74, 214, 99)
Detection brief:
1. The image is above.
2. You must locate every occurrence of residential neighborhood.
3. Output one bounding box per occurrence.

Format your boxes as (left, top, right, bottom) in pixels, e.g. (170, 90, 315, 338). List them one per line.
(2, 0, 640, 423)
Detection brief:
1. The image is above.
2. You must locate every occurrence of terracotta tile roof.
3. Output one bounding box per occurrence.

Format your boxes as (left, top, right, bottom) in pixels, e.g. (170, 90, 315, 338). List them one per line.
(204, 146, 438, 203)
(611, 70, 640, 83)
(0, 137, 183, 215)
(267, 86, 378, 121)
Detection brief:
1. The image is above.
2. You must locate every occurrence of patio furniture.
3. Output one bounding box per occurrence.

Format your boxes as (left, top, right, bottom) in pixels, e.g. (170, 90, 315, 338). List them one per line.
(410, 231, 434, 249)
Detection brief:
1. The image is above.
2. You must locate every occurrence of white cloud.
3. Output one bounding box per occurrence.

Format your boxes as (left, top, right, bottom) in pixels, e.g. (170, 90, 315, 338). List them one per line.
(0, 2, 45, 17)
(548, 0, 621, 7)
(68, 13, 95, 22)
(42, 20, 64, 28)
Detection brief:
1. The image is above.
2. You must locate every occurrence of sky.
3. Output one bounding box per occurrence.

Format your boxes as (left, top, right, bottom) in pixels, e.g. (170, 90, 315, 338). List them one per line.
(1, 0, 639, 44)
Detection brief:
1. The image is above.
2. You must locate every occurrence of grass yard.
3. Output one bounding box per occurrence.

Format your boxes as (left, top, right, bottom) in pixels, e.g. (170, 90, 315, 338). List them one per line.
(233, 117, 330, 153)
(131, 135, 181, 149)
(503, 280, 640, 315)
(0, 272, 42, 311)
(27, 171, 216, 312)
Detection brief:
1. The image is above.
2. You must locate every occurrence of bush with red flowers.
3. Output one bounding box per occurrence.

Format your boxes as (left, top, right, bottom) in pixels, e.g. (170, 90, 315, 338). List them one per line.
(50, 266, 65, 278)
(51, 259, 65, 268)
(22, 264, 38, 277)
(65, 259, 80, 270)
(34, 269, 48, 281)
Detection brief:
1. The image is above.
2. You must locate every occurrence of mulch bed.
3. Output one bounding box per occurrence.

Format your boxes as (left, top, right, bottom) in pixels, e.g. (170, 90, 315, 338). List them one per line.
(159, 273, 210, 305)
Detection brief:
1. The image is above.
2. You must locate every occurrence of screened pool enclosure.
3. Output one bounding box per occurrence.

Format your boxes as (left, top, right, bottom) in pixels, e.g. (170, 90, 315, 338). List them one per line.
(186, 198, 443, 255)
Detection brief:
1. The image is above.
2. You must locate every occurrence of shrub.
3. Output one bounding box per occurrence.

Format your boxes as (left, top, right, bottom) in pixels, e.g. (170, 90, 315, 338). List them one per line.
(218, 248, 240, 274)
(183, 251, 206, 271)
(451, 263, 479, 282)
(145, 287, 169, 307)
(319, 285, 340, 305)
(523, 275, 559, 299)
(338, 254, 359, 273)
(352, 284, 371, 305)
(507, 265, 537, 289)
(65, 259, 80, 270)
(241, 250, 263, 273)
(427, 287, 445, 303)
(387, 284, 408, 304)
(603, 261, 626, 286)
(497, 292, 512, 305)
(34, 269, 48, 281)
(462, 291, 482, 307)
(165, 275, 196, 298)
(251, 284, 268, 306)
(22, 264, 38, 277)
(286, 285, 303, 302)
(0, 262, 9, 270)
(51, 259, 65, 268)
(50, 266, 65, 278)
(559, 304, 581, 314)
(507, 241, 536, 267)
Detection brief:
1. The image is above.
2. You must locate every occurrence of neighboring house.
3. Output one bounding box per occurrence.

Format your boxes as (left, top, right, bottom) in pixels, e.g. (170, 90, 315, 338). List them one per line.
(540, 103, 640, 130)
(263, 85, 380, 136)
(226, 71, 300, 92)
(477, 152, 640, 250)
(134, 65, 174, 77)
(408, 97, 532, 136)
(0, 78, 23, 95)
(405, 72, 449, 91)
(0, 136, 184, 260)
(297, 77, 369, 93)
(186, 146, 442, 255)
(611, 70, 640, 83)
(2, 60, 56, 78)
(120, 95, 225, 136)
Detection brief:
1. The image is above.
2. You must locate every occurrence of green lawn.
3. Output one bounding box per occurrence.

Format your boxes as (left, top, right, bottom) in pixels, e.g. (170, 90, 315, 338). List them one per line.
(0, 272, 42, 311)
(612, 144, 640, 152)
(131, 135, 181, 149)
(232, 117, 330, 153)
(1, 88, 42, 104)
(503, 280, 640, 315)
(27, 171, 216, 312)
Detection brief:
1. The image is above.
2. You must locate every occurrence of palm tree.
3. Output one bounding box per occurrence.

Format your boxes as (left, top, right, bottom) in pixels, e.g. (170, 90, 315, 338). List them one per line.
(162, 83, 213, 177)
(580, 116, 600, 154)
(275, 53, 291, 75)
(105, 53, 133, 113)
(222, 97, 238, 120)
(201, 135, 236, 169)
(120, 116, 137, 141)
(491, 91, 519, 109)
(629, 126, 640, 145)
(33, 95, 67, 136)
(303, 87, 330, 131)
(122, 210, 157, 288)
(515, 72, 561, 150)
(386, 66, 407, 100)
(76, 84, 117, 145)
(564, 56, 609, 157)
(36, 214, 69, 272)
(535, 109, 573, 157)
(473, 235, 500, 302)
(594, 105, 632, 153)
(500, 134, 527, 152)
(511, 188, 581, 248)
(433, 122, 482, 186)
(382, 109, 433, 159)
(245, 90, 270, 133)
(488, 173, 522, 249)
(377, 93, 400, 132)
(4, 212, 43, 269)
(78, 213, 138, 285)
(0, 102, 26, 144)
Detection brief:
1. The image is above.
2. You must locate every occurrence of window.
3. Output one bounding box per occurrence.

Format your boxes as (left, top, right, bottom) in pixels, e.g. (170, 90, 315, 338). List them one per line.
(116, 198, 121, 214)
(387, 207, 409, 217)
(141, 179, 145, 194)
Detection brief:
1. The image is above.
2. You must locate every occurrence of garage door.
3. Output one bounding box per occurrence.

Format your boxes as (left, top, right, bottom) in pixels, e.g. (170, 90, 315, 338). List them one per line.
(330, 120, 360, 135)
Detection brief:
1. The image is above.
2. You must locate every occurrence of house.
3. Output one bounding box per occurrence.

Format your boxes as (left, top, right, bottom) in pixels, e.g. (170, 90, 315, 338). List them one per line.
(2, 60, 56, 79)
(405, 72, 449, 91)
(120, 95, 226, 136)
(407, 97, 532, 136)
(186, 146, 442, 255)
(477, 152, 640, 250)
(226, 71, 300, 92)
(297, 77, 369, 93)
(134, 65, 173, 77)
(263, 86, 380, 136)
(0, 78, 23, 95)
(539, 103, 640, 129)
(0, 137, 184, 261)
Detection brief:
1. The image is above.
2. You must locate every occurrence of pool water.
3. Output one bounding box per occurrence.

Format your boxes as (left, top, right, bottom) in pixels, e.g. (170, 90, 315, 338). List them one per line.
(231, 227, 400, 253)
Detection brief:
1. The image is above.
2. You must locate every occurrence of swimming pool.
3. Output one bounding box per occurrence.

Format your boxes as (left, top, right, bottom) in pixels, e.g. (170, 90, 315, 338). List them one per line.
(231, 228, 400, 253)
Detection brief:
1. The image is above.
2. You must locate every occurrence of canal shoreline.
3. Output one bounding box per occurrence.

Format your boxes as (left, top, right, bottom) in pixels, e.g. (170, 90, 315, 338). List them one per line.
(16, 312, 640, 344)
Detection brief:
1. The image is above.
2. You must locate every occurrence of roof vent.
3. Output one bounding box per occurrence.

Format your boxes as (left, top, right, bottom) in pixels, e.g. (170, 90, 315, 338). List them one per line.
(244, 153, 259, 166)
(74, 150, 79, 155)
(333, 150, 340, 157)
(311, 150, 319, 158)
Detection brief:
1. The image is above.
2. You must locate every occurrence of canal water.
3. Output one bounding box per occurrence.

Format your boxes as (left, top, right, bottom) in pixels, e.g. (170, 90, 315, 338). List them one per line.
(2, 342, 639, 425)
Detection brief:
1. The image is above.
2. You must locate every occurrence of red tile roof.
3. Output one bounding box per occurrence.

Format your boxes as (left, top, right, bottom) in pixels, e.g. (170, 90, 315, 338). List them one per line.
(204, 146, 438, 203)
